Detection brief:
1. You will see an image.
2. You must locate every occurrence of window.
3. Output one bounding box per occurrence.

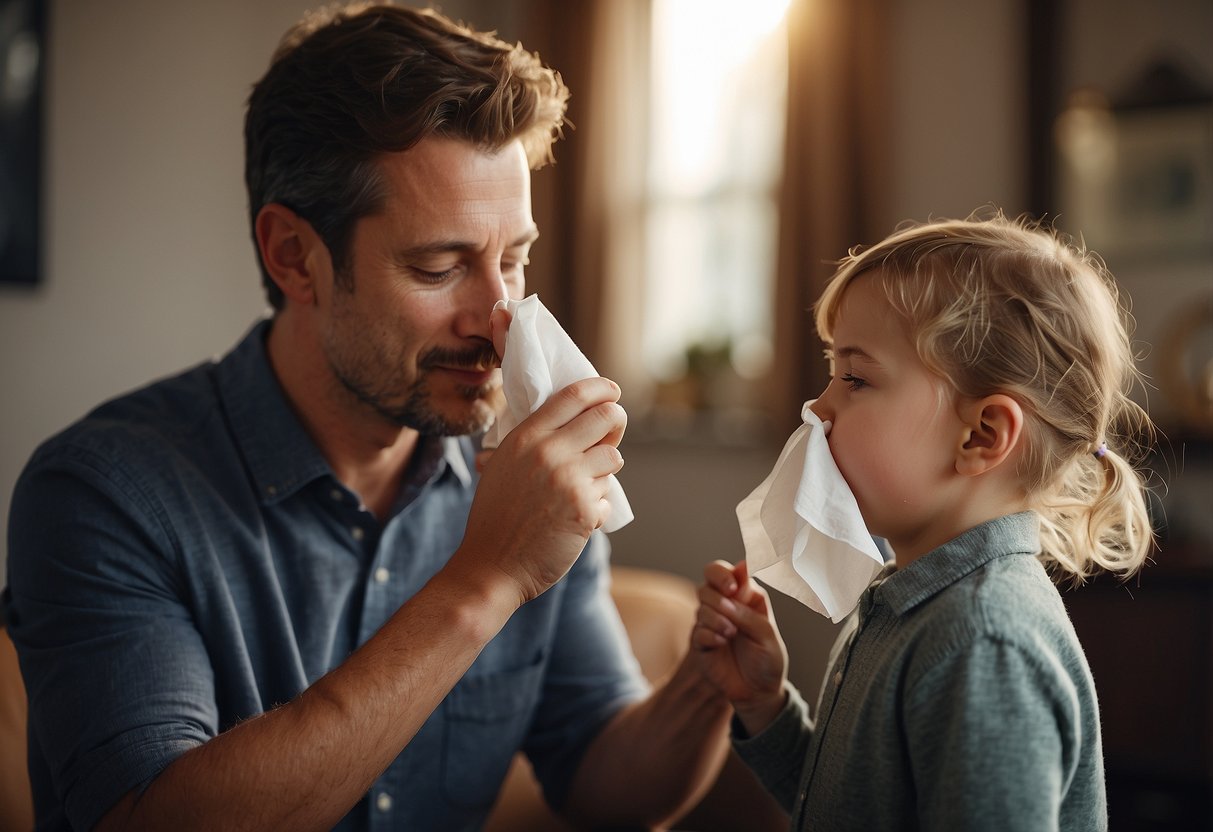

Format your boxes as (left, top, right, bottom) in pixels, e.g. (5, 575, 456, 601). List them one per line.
(640, 0, 791, 439)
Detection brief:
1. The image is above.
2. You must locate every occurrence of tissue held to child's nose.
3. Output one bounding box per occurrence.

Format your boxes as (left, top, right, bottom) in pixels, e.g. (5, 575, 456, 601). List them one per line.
(735, 403, 881, 622)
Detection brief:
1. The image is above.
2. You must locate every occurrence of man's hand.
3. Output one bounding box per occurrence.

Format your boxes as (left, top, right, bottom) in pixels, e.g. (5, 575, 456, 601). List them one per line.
(454, 303, 627, 606)
(691, 560, 789, 735)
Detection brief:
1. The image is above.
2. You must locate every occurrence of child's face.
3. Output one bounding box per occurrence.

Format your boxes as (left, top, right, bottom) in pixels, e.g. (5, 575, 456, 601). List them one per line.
(809, 272, 968, 561)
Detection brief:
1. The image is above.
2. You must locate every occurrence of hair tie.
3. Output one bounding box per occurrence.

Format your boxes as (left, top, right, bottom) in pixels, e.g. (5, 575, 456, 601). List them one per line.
(1093, 441, 1108, 459)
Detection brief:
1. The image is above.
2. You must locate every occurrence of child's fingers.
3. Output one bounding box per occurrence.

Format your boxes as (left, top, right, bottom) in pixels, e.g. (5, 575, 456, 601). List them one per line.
(730, 567, 773, 614)
(710, 590, 776, 644)
(733, 560, 750, 586)
(691, 622, 730, 651)
(695, 601, 738, 640)
(707, 558, 770, 615)
(732, 564, 755, 606)
(698, 585, 768, 640)
(702, 560, 740, 596)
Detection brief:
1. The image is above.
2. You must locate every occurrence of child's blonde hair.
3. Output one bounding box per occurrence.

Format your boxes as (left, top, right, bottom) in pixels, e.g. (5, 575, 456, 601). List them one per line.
(814, 209, 1155, 583)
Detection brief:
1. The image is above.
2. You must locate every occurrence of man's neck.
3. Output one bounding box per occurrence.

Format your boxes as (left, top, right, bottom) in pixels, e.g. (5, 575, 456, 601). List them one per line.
(265, 315, 419, 522)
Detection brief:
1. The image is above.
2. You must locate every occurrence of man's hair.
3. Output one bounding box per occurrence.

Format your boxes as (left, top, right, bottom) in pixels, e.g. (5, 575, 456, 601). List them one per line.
(815, 209, 1156, 584)
(244, 2, 570, 309)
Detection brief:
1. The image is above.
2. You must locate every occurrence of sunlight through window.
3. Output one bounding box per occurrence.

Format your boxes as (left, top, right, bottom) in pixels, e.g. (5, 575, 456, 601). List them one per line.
(644, 0, 790, 435)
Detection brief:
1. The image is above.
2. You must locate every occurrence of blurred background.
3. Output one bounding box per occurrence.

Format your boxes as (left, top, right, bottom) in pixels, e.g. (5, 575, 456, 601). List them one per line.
(1, 0, 1210, 828)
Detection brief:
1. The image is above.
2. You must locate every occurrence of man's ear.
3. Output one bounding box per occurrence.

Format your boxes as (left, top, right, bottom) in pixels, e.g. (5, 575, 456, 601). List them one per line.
(254, 203, 330, 306)
(955, 394, 1024, 477)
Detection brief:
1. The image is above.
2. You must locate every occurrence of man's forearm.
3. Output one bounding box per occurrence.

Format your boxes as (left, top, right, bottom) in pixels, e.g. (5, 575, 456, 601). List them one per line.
(96, 562, 518, 832)
(564, 654, 733, 828)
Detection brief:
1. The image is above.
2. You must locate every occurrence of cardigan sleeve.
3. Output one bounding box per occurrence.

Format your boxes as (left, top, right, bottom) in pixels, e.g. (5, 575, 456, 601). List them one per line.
(731, 683, 814, 814)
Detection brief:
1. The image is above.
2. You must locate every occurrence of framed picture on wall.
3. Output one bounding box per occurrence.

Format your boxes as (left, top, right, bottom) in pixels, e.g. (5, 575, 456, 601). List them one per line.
(1055, 59, 1213, 261)
(1082, 105, 1213, 258)
(0, 0, 45, 286)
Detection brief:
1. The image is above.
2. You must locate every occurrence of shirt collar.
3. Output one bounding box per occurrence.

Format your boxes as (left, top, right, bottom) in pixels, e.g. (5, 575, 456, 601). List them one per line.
(216, 319, 332, 505)
(440, 436, 473, 487)
(875, 512, 1041, 617)
(217, 319, 476, 505)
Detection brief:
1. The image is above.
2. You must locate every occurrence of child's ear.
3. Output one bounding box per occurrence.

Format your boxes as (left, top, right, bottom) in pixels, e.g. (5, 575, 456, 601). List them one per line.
(955, 394, 1024, 477)
(254, 203, 331, 307)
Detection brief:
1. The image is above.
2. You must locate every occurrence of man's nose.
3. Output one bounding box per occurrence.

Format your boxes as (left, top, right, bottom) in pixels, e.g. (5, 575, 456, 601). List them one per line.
(473, 265, 510, 306)
(456, 269, 510, 338)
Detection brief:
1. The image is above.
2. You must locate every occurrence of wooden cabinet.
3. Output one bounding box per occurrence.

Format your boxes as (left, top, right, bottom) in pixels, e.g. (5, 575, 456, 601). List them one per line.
(1064, 546, 1212, 830)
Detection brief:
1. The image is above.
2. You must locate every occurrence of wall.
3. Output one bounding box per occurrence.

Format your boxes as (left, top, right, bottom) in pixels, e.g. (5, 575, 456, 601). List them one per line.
(0, 0, 294, 575)
(885, 0, 1027, 225)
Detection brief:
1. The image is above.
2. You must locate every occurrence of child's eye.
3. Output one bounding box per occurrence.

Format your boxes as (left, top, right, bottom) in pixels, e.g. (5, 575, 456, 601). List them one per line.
(840, 372, 867, 391)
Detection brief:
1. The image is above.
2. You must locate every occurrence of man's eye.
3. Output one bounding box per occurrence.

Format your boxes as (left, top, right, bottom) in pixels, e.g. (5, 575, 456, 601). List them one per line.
(840, 372, 867, 391)
(414, 266, 460, 284)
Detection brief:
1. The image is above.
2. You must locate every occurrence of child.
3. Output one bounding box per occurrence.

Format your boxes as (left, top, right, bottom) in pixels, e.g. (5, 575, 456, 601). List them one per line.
(692, 211, 1154, 831)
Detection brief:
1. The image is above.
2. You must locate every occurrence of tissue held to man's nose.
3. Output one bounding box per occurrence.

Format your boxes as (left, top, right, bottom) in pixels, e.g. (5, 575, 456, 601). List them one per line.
(484, 294, 634, 533)
(736, 403, 884, 622)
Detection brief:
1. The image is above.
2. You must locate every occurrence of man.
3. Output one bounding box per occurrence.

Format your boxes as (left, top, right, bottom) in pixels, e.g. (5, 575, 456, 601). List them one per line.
(3, 4, 732, 829)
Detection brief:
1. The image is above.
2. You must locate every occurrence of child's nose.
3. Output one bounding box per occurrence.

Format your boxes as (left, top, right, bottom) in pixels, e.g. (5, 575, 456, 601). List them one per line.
(808, 395, 832, 426)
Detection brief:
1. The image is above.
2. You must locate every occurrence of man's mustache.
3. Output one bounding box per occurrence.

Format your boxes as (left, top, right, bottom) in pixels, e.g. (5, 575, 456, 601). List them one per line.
(419, 345, 501, 373)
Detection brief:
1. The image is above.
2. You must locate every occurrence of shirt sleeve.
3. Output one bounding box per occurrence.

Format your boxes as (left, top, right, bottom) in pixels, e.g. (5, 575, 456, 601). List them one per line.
(731, 683, 813, 814)
(6, 440, 218, 832)
(904, 634, 1084, 832)
(521, 532, 651, 810)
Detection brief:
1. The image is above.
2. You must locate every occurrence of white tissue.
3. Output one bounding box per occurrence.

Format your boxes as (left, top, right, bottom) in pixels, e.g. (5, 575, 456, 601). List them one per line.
(736, 402, 885, 622)
(484, 294, 634, 533)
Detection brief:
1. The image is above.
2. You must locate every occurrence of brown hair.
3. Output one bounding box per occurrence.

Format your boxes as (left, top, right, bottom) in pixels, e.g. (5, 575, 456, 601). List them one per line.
(815, 209, 1156, 584)
(245, 2, 569, 309)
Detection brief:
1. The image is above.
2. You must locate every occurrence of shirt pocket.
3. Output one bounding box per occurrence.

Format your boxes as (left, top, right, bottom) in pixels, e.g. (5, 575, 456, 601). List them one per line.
(440, 654, 545, 809)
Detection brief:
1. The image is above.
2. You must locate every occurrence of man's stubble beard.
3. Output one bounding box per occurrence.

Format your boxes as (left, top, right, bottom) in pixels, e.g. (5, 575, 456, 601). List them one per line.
(337, 365, 504, 437)
(389, 373, 503, 436)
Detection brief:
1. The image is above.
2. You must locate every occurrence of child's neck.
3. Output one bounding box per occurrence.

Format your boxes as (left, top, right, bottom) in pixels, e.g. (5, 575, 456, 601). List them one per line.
(888, 494, 1030, 570)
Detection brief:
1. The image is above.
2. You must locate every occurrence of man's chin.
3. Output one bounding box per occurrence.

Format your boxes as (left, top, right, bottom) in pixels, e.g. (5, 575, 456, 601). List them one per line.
(426, 395, 501, 437)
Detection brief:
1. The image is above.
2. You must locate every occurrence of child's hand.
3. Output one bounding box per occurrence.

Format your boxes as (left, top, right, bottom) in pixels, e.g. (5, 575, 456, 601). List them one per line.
(691, 560, 789, 736)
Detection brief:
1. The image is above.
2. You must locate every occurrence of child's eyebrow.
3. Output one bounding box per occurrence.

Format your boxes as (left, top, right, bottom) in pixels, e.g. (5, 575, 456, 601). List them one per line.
(824, 345, 878, 376)
(834, 345, 875, 362)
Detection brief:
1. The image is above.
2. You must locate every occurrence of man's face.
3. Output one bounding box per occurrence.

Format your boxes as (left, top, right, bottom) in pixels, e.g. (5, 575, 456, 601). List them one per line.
(321, 137, 535, 436)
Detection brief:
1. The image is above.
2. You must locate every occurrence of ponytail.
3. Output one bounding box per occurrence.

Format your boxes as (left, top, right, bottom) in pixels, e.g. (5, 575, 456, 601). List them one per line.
(1036, 437, 1154, 585)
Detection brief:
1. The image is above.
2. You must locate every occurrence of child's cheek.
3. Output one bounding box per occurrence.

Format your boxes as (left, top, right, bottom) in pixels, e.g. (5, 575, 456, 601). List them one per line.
(829, 433, 877, 503)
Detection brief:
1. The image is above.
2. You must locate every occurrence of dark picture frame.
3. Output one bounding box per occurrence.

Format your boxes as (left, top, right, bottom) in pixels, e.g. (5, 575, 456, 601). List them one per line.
(1055, 59, 1213, 261)
(0, 0, 46, 286)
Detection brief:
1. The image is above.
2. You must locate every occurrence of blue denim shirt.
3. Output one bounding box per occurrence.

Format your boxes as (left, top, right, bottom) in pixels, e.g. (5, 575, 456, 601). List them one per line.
(4, 319, 648, 832)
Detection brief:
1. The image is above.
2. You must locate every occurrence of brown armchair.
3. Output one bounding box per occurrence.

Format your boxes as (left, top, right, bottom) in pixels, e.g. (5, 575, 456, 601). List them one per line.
(0, 623, 33, 832)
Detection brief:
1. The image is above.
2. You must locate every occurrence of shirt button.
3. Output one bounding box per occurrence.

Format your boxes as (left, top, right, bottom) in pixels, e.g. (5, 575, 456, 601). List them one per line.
(374, 567, 391, 585)
(351, 526, 365, 542)
(833, 670, 843, 686)
(329, 488, 343, 501)
(375, 791, 393, 812)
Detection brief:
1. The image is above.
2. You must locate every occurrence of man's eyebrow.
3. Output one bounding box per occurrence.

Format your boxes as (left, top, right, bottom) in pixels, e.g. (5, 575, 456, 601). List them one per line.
(511, 228, 541, 248)
(396, 228, 540, 260)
